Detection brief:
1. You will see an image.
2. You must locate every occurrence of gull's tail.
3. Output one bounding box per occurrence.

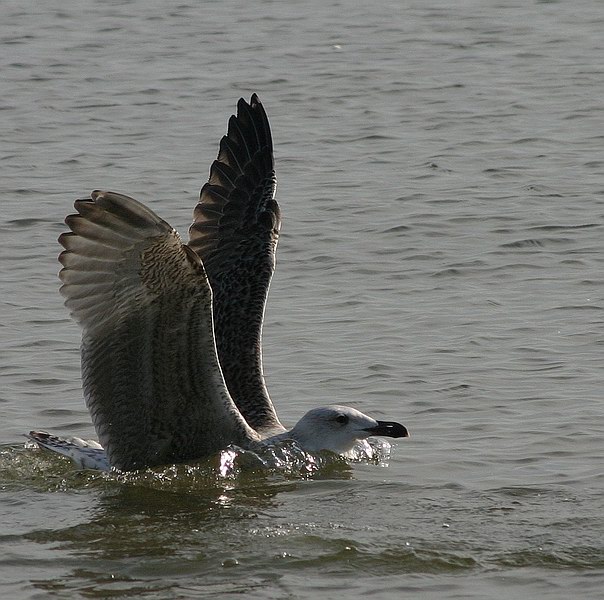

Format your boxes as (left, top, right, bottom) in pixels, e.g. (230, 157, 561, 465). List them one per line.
(26, 431, 110, 471)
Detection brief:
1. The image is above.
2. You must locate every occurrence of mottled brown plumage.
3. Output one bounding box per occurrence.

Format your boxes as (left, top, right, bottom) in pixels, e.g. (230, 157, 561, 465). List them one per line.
(189, 94, 283, 435)
(49, 96, 408, 471)
(59, 191, 259, 471)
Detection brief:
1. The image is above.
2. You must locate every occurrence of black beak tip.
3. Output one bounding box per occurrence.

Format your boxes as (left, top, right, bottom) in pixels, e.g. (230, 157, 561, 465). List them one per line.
(369, 421, 409, 439)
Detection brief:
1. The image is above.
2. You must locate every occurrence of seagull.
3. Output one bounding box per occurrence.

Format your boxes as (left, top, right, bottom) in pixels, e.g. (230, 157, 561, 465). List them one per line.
(28, 95, 408, 471)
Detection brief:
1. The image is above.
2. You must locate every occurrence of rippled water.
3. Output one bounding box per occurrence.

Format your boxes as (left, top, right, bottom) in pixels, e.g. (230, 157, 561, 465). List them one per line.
(1, 1, 603, 598)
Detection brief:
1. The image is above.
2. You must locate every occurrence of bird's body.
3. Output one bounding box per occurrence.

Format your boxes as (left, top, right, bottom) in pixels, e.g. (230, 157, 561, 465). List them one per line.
(27, 405, 405, 471)
(29, 95, 408, 471)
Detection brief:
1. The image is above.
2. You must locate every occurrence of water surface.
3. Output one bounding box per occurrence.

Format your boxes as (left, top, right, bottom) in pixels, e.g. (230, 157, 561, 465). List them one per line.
(1, 1, 603, 598)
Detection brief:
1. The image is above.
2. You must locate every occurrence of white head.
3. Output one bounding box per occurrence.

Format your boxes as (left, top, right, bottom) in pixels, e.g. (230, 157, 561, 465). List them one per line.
(285, 405, 408, 455)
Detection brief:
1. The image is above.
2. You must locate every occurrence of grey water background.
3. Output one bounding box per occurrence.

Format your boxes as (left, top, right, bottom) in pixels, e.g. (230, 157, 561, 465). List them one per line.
(1, 0, 603, 598)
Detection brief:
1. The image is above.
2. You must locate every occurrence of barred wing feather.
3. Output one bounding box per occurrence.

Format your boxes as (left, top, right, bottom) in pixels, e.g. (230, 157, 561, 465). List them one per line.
(59, 191, 257, 471)
(189, 95, 283, 435)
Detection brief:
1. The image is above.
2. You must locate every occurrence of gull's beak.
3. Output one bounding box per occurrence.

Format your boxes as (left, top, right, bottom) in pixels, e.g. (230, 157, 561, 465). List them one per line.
(364, 421, 409, 439)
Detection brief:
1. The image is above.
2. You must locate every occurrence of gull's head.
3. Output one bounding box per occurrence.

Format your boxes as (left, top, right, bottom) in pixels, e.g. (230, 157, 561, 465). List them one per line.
(287, 405, 409, 455)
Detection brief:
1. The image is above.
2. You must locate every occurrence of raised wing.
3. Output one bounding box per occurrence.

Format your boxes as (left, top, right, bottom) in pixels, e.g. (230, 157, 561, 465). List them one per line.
(59, 191, 258, 470)
(188, 95, 283, 435)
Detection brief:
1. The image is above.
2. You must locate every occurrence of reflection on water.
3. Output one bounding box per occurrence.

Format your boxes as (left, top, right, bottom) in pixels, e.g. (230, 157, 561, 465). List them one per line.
(2, 442, 604, 598)
(1, 441, 356, 597)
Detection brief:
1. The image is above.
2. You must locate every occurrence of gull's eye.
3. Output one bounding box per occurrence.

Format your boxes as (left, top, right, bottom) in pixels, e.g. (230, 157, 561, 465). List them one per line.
(335, 414, 349, 425)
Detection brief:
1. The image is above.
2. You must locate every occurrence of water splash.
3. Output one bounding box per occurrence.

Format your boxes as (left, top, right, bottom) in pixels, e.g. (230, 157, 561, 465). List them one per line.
(1, 435, 394, 494)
